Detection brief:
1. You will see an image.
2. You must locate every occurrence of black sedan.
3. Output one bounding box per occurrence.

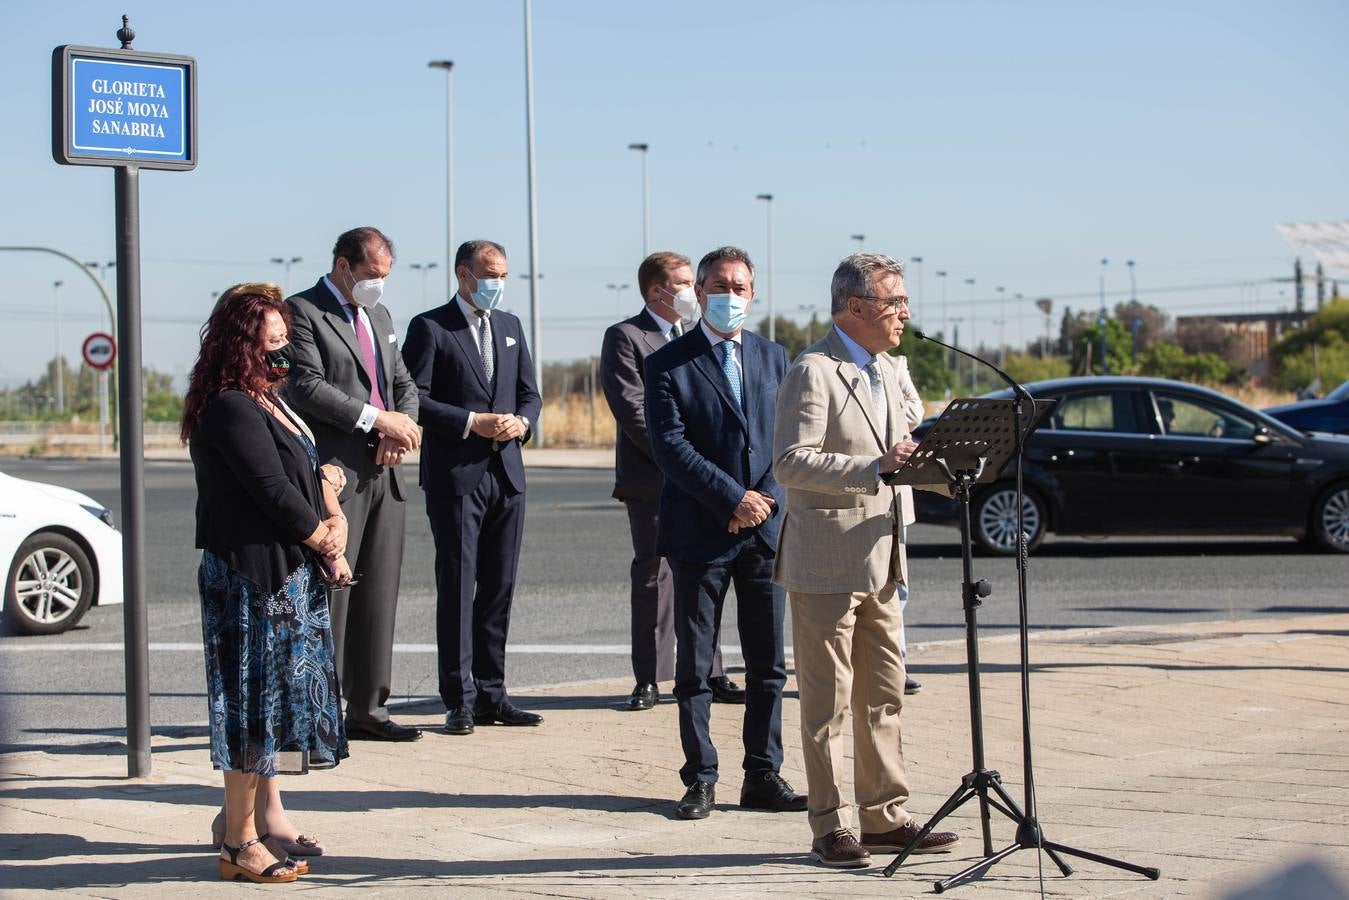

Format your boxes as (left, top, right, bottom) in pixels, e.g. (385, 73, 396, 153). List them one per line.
(913, 376, 1349, 555)
(1263, 379, 1349, 436)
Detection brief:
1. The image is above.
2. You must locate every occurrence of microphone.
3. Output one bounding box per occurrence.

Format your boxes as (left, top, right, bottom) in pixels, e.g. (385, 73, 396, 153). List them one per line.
(911, 328, 1028, 402)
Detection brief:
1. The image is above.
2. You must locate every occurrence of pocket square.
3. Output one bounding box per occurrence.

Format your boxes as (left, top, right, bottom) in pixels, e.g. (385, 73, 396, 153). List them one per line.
(387, 334, 397, 343)
(506, 336, 517, 348)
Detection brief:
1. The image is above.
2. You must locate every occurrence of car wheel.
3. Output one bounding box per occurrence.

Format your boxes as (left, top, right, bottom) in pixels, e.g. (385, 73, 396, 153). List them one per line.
(4, 532, 95, 635)
(1311, 483, 1349, 553)
(972, 485, 1046, 556)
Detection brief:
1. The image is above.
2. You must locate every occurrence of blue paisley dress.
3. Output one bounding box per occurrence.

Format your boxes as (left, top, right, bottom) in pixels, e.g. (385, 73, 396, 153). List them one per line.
(198, 430, 348, 775)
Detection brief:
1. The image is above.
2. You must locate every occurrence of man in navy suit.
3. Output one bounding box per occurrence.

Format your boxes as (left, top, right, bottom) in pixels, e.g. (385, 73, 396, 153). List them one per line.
(644, 246, 806, 820)
(402, 240, 544, 736)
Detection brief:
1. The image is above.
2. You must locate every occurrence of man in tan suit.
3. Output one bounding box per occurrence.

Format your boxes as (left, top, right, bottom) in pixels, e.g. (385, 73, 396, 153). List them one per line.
(772, 253, 959, 868)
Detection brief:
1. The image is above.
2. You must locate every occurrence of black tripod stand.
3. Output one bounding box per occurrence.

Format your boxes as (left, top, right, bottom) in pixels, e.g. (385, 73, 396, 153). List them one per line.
(881, 395, 1160, 893)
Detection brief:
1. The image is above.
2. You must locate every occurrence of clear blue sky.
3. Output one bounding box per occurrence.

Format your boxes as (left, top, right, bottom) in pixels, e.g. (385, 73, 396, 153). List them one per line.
(4, 0, 1347, 389)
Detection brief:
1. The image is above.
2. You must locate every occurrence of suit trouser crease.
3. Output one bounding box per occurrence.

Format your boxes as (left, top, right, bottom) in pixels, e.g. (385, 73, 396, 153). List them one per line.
(331, 468, 405, 725)
(431, 456, 525, 710)
(671, 543, 786, 787)
(790, 585, 911, 838)
(623, 498, 724, 684)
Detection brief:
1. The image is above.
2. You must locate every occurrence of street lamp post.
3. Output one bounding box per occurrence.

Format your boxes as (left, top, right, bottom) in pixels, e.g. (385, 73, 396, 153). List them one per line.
(523, 0, 544, 445)
(965, 278, 977, 392)
(628, 143, 650, 257)
(1127, 259, 1140, 364)
(908, 256, 923, 322)
(410, 262, 439, 305)
(269, 256, 302, 294)
(756, 193, 774, 342)
(850, 233, 865, 251)
(84, 260, 115, 330)
(606, 282, 630, 312)
(995, 285, 1006, 364)
(935, 269, 947, 340)
(1099, 258, 1109, 375)
(52, 280, 64, 414)
(428, 60, 455, 301)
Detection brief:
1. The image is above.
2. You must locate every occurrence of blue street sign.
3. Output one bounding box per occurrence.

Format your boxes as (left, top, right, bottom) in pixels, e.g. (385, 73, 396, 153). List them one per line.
(52, 45, 197, 170)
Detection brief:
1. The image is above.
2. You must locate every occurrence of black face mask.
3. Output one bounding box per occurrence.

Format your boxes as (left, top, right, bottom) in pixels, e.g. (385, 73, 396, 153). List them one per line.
(265, 344, 292, 382)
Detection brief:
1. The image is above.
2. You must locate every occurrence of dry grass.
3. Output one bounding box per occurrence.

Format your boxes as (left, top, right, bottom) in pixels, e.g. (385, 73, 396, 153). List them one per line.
(541, 395, 616, 448)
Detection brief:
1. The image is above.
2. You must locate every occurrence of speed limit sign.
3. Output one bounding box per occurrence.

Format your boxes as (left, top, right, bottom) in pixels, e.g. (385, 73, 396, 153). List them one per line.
(82, 332, 116, 370)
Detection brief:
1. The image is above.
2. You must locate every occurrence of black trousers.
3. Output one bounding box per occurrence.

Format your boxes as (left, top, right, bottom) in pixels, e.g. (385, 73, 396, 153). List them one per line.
(624, 498, 724, 684)
(671, 542, 786, 787)
(429, 455, 525, 711)
(331, 466, 405, 725)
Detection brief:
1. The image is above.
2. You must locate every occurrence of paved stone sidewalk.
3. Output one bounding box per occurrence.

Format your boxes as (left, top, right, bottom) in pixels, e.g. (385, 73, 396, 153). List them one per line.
(2, 615, 1346, 897)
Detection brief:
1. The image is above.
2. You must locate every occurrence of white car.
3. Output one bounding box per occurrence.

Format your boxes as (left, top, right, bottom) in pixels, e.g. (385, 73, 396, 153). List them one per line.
(0, 470, 124, 634)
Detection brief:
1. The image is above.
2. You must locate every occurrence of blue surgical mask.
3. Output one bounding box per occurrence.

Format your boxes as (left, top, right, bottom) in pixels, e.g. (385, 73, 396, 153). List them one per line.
(471, 277, 505, 311)
(703, 292, 749, 333)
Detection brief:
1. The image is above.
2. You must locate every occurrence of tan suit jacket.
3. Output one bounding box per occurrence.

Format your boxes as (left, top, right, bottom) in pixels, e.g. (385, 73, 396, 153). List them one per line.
(772, 328, 931, 594)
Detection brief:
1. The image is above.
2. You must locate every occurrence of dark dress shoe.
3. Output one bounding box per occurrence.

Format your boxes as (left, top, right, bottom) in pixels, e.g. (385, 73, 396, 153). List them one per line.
(626, 683, 658, 711)
(861, 821, 960, 854)
(709, 675, 746, 704)
(810, 829, 872, 868)
(444, 707, 475, 735)
(345, 719, 423, 742)
(675, 781, 715, 820)
(739, 770, 808, 811)
(904, 677, 922, 695)
(473, 701, 544, 727)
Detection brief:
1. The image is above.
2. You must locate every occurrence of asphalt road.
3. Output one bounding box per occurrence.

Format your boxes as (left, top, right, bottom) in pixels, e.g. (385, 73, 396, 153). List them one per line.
(3, 457, 1346, 750)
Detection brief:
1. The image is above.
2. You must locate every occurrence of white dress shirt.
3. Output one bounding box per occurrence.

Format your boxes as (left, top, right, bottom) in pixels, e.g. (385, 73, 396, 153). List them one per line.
(700, 319, 743, 397)
(322, 276, 382, 433)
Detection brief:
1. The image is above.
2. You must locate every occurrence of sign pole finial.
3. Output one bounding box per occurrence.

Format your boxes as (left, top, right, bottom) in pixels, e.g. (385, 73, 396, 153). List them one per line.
(117, 15, 135, 49)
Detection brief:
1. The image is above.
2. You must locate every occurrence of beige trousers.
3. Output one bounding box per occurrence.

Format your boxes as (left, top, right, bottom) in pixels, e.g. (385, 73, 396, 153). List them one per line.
(790, 583, 912, 838)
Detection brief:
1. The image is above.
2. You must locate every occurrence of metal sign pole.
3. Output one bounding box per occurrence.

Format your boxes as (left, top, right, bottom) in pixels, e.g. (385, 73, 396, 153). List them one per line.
(115, 164, 151, 777)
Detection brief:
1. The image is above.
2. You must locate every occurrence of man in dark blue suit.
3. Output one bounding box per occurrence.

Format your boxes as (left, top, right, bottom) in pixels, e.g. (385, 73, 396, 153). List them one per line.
(644, 246, 807, 820)
(402, 240, 544, 736)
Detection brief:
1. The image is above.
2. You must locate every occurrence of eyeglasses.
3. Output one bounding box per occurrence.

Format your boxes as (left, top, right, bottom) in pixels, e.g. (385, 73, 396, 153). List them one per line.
(857, 295, 910, 314)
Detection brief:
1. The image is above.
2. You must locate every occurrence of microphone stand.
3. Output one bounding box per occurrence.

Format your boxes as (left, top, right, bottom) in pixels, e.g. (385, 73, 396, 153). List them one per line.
(883, 331, 1159, 892)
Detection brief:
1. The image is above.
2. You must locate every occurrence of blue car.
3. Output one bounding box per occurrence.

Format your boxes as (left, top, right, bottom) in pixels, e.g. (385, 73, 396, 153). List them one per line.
(1264, 380, 1349, 436)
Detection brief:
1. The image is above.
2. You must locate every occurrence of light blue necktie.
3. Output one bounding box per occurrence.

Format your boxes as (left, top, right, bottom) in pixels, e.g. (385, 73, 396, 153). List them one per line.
(720, 340, 742, 408)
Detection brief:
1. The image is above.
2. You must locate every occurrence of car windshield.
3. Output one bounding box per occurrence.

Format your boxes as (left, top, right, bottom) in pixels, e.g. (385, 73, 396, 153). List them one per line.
(1325, 380, 1349, 403)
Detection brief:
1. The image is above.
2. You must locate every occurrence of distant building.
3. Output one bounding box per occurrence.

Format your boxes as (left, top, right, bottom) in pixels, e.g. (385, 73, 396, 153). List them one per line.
(1175, 310, 1309, 383)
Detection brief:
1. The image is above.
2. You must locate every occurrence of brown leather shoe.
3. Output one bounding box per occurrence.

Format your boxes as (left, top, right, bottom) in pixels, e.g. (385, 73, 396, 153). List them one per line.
(861, 821, 960, 854)
(809, 829, 872, 868)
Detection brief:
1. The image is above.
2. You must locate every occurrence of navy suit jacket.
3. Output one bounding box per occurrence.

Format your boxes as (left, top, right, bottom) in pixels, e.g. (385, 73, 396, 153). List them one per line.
(402, 300, 543, 499)
(644, 327, 788, 565)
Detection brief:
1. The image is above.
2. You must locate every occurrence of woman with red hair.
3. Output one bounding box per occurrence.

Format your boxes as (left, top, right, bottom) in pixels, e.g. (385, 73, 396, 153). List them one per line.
(183, 283, 351, 884)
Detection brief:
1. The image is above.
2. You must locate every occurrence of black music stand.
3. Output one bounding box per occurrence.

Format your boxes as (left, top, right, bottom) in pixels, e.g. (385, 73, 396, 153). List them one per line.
(881, 397, 1159, 892)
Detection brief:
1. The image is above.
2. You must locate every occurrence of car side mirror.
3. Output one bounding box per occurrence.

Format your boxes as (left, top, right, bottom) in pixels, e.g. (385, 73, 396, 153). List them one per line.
(1253, 426, 1276, 445)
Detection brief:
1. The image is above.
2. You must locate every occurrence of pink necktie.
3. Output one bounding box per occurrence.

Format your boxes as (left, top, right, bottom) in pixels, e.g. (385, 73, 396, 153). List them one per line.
(349, 305, 385, 411)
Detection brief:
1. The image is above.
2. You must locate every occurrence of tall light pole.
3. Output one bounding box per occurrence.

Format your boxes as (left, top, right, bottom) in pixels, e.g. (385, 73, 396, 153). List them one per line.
(935, 269, 948, 339)
(995, 285, 1006, 364)
(428, 60, 455, 301)
(965, 278, 977, 391)
(628, 143, 650, 257)
(1035, 297, 1053, 357)
(908, 256, 923, 323)
(269, 256, 302, 294)
(52, 280, 65, 414)
(523, 0, 544, 444)
(1098, 258, 1109, 375)
(850, 233, 865, 251)
(410, 262, 439, 305)
(756, 193, 774, 342)
(606, 282, 630, 312)
(84, 260, 115, 330)
(1127, 259, 1140, 364)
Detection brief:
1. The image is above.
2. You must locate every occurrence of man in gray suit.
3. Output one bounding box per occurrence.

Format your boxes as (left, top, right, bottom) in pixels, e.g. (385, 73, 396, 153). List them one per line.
(285, 226, 424, 742)
(599, 251, 743, 712)
(773, 253, 958, 867)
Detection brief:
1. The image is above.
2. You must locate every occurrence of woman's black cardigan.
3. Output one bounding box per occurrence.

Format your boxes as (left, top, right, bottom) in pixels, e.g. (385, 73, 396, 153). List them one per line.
(190, 390, 324, 594)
